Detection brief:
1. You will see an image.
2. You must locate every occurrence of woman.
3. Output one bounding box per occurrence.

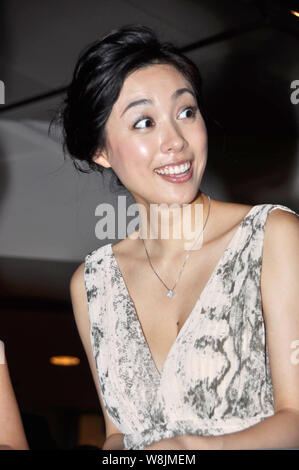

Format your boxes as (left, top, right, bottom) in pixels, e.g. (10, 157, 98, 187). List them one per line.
(56, 24, 299, 450)
(0, 343, 29, 450)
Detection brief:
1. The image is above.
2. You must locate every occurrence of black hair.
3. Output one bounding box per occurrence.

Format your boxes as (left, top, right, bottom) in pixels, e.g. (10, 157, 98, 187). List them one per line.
(50, 24, 208, 193)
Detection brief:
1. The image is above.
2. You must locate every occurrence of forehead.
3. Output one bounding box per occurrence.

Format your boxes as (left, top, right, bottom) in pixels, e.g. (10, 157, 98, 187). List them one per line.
(117, 64, 190, 103)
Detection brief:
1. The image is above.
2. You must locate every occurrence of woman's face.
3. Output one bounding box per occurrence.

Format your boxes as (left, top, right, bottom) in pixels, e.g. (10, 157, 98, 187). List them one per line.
(94, 63, 208, 206)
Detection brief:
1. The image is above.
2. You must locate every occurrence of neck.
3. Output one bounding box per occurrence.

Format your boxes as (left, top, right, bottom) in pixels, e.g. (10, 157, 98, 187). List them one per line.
(136, 191, 210, 262)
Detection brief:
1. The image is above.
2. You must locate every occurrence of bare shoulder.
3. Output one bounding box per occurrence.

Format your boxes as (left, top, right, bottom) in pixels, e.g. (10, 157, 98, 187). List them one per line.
(265, 205, 298, 226)
(261, 206, 299, 326)
(69, 260, 90, 312)
(70, 261, 86, 299)
(210, 199, 254, 235)
(264, 206, 299, 246)
(261, 206, 299, 293)
(221, 201, 298, 243)
(213, 200, 254, 217)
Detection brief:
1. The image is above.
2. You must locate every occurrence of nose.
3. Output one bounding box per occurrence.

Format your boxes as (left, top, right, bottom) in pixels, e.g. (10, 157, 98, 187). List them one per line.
(160, 122, 186, 154)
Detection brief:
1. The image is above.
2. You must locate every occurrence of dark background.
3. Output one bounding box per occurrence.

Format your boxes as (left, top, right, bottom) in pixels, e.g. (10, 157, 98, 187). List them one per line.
(0, 0, 298, 449)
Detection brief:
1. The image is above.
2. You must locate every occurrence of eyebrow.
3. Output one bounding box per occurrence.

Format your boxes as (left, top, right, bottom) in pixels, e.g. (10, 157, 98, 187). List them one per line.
(120, 87, 196, 117)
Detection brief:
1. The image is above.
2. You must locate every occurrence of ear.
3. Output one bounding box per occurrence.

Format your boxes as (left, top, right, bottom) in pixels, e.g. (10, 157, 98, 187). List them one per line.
(92, 147, 112, 169)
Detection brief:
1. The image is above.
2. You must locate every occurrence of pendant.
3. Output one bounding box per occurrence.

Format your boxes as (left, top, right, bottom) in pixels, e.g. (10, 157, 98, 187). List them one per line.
(167, 289, 174, 298)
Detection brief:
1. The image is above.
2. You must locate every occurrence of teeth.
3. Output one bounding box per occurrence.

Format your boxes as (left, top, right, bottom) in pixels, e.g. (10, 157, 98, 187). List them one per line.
(155, 161, 191, 175)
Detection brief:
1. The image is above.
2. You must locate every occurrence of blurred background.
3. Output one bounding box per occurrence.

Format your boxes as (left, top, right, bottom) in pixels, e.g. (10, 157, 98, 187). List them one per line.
(0, 0, 298, 449)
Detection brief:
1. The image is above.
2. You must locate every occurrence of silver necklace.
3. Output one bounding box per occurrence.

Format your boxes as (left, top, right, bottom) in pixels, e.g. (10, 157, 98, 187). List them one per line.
(141, 194, 211, 299)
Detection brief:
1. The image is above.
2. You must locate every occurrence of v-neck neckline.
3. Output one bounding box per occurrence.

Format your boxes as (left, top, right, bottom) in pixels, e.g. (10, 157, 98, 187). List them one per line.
(109, 204, 258, 379)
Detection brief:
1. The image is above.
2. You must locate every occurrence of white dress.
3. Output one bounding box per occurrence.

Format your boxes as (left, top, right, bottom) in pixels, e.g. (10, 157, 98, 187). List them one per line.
(84, 203, 298, 450)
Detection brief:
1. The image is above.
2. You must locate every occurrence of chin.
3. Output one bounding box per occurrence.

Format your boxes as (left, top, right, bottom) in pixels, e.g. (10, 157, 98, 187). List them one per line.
(154, 191, 199, 206)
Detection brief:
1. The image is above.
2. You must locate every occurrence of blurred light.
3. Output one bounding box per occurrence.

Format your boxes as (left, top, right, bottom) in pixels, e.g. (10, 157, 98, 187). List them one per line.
(290, 10, 299, 17)
(49, 355, 80, 366)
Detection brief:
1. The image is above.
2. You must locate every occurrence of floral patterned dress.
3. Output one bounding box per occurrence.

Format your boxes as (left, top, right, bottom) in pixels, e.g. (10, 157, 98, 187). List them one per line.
(84, 203, 298, 450)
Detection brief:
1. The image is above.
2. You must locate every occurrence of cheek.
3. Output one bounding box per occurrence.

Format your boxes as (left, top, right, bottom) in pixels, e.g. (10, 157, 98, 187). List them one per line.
(193, 121, 208, 148)
(189, 132, 208, 167)
(112, 136, 154, 172)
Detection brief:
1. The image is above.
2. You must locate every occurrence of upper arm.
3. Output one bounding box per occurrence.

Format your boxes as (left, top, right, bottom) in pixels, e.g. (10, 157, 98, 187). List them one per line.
(261, 208, 299, 414)
(69, 262, 123, 440)
(0, 351, 29, 449)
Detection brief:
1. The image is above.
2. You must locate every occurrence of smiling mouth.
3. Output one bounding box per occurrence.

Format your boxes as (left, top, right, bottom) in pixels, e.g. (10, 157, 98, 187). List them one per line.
(154, 160, 191, 175)
(153, 160, 193, 183)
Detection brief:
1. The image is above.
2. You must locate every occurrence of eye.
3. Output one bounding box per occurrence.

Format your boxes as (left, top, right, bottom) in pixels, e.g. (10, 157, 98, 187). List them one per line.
(132, 105, 198, 130)
(179, 106, 197, 119)
(133, 116, 153, 130)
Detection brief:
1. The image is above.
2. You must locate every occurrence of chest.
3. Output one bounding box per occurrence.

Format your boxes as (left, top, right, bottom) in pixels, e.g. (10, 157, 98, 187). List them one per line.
(111, 231, 241, 375)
